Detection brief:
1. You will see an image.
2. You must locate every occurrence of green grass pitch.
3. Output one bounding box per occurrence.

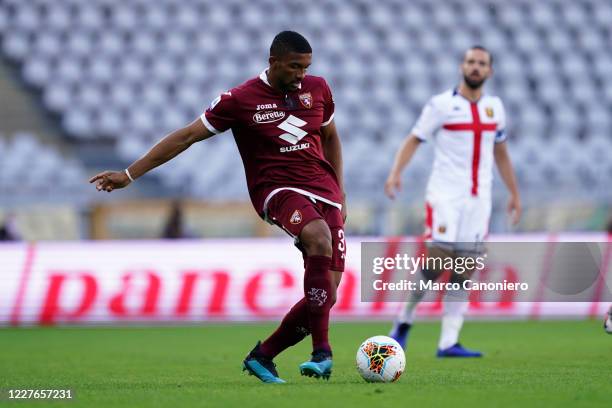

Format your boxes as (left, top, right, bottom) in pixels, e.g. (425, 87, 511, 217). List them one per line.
(1, 320, 610, 407)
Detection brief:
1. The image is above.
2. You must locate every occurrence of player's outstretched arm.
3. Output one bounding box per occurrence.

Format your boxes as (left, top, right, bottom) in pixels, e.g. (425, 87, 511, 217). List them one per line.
(320, 120, 347, 220)
(385, 134, 422, 199)
(494, 141, 521, 224)
(89, 118, 214, 192)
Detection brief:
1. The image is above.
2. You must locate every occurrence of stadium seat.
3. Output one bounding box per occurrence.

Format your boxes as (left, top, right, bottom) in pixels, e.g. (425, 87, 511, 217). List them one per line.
(495, 3, 525, 28)
(592, 1, 612, 29)
(0, 131, 87, 194)
(528, 2, 557, 29)
(513, 28, 540, 53)
(43, 82, 72, 112)
(23, 57, 52, 87)
(561, 3, 589, 28)
(546, 27, 574, 54)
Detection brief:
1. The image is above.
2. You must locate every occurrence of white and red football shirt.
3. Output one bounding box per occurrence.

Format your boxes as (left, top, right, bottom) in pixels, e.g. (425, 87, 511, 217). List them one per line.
(201, 70, 342, 218)
(412, 88, 507, 200)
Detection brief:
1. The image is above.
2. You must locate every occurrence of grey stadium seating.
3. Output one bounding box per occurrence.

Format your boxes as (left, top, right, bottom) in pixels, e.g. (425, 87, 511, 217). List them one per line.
(0, 132, 87, 197)
(0, 0, 611, 203)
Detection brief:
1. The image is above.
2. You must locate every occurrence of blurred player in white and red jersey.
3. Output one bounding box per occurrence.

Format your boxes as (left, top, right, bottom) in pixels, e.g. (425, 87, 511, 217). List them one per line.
(605, 305, 612, 334)
(90, 32, 345, 382)
(386, 46, 521, 357)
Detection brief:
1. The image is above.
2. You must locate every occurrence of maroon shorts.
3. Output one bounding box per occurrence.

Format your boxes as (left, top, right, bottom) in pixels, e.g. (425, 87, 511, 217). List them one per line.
(265, 190, 346, 272)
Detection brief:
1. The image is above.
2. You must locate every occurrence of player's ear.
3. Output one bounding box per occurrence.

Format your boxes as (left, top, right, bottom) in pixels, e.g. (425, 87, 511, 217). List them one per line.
(269, 55, 278, 67)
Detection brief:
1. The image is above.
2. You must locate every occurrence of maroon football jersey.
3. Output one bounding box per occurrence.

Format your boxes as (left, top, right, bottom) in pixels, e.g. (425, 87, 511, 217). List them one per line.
(201, 70, 342, 218)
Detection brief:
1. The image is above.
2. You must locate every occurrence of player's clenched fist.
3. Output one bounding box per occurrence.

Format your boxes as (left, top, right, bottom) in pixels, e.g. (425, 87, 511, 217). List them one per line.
(89, 170, 131, 192)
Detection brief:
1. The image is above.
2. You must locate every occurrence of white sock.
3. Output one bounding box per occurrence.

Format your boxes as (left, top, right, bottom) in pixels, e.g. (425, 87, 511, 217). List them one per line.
(438, 291, 469, 350)
(397, 288, 426, 324)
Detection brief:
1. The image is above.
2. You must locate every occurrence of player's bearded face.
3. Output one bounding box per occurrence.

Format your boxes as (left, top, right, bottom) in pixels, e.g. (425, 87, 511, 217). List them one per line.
(461, 50, 492, 89)
(269, 52, 312, 92)
(463, 72, 487, 89)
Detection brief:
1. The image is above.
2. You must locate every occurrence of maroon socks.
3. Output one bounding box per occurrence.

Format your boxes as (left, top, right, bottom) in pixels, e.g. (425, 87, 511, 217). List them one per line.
(260, 255, 333, 357)
(303, 255, 333, 353)
(259, 298, 310, 358)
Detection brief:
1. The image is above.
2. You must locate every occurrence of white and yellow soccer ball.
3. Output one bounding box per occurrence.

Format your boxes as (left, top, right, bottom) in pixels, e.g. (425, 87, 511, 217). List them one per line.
(356, 335, 405, 382)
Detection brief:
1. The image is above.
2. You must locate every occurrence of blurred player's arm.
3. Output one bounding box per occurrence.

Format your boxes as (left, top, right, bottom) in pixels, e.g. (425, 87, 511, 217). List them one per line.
(384, 134, 422, 199)
(320, 120, 346, 219)
(89, 119, 214, 192)
(494, 141, 521, 224)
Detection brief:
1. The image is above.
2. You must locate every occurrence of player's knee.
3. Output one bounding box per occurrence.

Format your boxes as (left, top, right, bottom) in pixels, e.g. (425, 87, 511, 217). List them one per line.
(452, 248, 483, 282)
(300, 220, 333, 257)
(303, 234, 332, 257)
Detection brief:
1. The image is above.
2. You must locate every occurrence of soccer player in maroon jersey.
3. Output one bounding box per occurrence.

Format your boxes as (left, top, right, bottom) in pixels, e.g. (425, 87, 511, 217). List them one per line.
(90, 31, 345, 383)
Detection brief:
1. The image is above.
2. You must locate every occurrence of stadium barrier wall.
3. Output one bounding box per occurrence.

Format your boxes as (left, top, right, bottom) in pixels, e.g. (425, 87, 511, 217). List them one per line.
(0, 234, 610, 326)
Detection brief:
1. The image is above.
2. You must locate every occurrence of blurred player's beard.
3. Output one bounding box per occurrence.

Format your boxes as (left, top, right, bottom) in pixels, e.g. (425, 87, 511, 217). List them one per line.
(463, 74, 486, 89)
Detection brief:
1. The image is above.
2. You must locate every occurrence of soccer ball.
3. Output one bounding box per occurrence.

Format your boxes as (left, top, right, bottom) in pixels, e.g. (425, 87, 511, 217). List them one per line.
(356, 335, 405, 382)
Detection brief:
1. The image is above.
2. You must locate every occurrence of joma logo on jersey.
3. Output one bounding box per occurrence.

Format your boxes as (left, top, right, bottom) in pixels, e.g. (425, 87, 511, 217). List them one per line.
(253, 110, 285, 123)
(257, 103, 278, 110)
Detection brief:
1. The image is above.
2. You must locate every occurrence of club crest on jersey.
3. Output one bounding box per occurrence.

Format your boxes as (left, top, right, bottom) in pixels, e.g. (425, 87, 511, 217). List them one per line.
(485, 107, 494, 118)
(299, 92, 313, 109)
(438, 225, 447, 234)
(290, 209, 302, 225)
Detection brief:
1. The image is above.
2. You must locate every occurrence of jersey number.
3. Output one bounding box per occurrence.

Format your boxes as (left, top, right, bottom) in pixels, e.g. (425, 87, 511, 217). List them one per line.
(337, 229, 346, 259)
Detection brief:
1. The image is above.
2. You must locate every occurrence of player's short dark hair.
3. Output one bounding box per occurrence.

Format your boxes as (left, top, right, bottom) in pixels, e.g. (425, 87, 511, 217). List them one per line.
(270, 31, 312, 57)
(467, 45, 493, 66)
